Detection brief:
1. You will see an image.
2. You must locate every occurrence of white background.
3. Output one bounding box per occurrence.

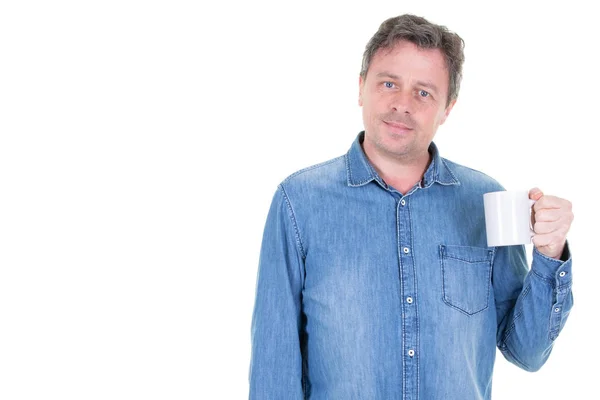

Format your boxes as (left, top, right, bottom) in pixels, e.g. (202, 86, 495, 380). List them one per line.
(1, 0, 597, 398)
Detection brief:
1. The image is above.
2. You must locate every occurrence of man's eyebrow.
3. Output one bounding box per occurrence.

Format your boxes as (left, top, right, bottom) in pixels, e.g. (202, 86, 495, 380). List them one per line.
(375, 72, 440, 94)
(415, 80, 439, 94)
(375, 72, 400, 80)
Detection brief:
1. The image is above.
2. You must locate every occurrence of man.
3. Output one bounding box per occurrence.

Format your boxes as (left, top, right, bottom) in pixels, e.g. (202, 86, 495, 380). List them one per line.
(249, 14, 574, 400)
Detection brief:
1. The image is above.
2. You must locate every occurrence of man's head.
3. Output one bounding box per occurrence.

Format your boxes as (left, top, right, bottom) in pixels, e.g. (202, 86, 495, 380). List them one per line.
(358, 14, 465, 162)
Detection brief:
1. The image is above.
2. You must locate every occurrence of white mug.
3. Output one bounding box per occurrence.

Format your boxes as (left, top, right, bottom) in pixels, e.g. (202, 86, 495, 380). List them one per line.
(483, 190, 536, 247)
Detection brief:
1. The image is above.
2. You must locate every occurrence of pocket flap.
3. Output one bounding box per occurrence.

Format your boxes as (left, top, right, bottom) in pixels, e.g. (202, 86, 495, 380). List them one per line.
(440, 244, 494, 263)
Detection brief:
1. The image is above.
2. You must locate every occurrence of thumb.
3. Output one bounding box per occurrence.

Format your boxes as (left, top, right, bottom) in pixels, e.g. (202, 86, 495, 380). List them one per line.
(529, 187, 544, 201)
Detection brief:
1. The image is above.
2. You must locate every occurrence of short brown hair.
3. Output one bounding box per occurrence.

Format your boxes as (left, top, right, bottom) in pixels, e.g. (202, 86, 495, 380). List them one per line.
(360, 14, 465, 106)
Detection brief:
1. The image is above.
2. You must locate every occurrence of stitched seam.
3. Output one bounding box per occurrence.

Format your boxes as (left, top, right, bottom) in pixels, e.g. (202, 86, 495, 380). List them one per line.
(548, 309, 560, 342)
(533, 246, 569, 263)
(502, 342, 531, 371)
(408, 200, 420, 400)
(439, 158, 461, 184)
(278, 184, 306, 260)
(490, 246, 497, 264)
(531, 269, 555, 286)
(346, 153, 375, 186)
(548, 288, 565, 341)
(557, 282, 572, 292)
(440, 246, 491, 316)
(443, 255, 491, 263)
(345, 153, 353, 185)
(549, 294, 563, 342)
(448, 160, 502, 187)
(345, 153, 371, 186)
(283, 156, 343, 183)
(397, 200, 407, 397)
(501, 284, 532, 342)
(442, 245, 494, 263)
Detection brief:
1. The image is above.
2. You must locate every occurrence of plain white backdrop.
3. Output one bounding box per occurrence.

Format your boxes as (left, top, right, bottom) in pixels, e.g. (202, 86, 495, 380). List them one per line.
(0, 0, 597, 398)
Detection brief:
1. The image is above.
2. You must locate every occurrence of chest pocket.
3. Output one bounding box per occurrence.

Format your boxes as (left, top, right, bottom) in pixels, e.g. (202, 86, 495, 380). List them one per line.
(439, 244, 494, 316)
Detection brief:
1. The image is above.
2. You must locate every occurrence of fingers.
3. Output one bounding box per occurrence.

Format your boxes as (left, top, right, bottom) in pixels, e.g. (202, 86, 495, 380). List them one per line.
(528, 189, 574, 260)
(533, 221, 562, 234)
(533, 208, 562, 222)
(533, 212, 573, 232)
(533, 195, 572, 212)
(529, 187, 544, 201)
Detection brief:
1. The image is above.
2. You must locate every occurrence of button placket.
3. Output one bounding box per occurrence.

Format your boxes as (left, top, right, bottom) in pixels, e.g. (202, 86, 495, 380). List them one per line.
(397, 194, 418, 396)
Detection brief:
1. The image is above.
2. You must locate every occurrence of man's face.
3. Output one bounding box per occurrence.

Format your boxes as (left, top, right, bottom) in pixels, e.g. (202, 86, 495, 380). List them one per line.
(359, 40, 456, 161)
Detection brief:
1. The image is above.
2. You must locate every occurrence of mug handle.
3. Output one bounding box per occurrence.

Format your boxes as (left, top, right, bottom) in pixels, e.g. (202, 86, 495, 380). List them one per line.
(529, 199, 537, 239)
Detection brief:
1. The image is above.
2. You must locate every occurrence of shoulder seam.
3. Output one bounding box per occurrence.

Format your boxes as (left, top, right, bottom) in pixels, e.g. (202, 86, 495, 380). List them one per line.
(442, 158, 504, 186)
(277, 183, 306, 260)
(282, 155, 345, 184)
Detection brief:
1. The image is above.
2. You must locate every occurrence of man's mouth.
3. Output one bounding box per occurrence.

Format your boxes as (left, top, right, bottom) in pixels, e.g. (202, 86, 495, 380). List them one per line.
(384, 120, 413, 133)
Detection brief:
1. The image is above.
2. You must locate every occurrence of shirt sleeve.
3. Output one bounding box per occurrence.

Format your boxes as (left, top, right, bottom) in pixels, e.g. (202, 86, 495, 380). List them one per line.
(494, 240, 573, 372)
(248, 184, 306, 399)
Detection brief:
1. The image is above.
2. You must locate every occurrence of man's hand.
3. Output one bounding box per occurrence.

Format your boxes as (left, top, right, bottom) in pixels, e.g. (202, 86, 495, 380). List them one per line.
(529, 187, 574, 260)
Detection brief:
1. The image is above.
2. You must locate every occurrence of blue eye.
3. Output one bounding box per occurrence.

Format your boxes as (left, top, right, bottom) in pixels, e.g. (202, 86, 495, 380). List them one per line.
(419, 90, 430, 97)
(384, 81, 394, 88)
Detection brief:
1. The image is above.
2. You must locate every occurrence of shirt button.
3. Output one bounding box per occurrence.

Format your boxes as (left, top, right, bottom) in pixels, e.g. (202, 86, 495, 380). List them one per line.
(403, 247, 410, 254)
(559, 271, 566, 277)
(400, 199, 406, 206)
(554, 307, 561, 313)
(408, 349, 415, 357)
(406, 297, 413, 304)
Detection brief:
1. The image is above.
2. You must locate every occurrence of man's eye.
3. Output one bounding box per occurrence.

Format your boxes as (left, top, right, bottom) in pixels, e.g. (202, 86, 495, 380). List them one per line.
(384, 81, 394, 88)
(419, 89, 430, 97)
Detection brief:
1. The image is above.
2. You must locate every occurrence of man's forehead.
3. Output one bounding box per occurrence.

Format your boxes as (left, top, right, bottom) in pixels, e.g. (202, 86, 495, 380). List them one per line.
(369, 43, 449, 81)
(374, 41, 446, 62)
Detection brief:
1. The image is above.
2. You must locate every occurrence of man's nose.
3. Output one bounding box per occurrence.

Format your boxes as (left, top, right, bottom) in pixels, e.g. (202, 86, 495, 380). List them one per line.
(390, 91, 413, 114)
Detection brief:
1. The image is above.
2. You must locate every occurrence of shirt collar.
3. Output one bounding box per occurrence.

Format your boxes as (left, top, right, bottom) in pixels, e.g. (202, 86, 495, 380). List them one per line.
(345, 131, 460, 189)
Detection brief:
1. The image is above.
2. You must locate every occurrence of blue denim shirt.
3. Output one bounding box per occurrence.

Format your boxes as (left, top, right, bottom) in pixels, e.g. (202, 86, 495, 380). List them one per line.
(249, 131, 573, 400)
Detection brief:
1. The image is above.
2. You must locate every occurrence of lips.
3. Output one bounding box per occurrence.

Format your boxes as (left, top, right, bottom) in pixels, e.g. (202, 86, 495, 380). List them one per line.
(384, 120, 413, 133)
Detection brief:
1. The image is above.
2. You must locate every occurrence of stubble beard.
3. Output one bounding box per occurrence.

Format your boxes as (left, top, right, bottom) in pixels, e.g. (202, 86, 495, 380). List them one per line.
(373, 124, 418, 161)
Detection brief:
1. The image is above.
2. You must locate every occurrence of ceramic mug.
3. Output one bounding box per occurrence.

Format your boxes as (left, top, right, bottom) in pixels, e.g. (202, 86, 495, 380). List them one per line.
(483, 190, 536, 247)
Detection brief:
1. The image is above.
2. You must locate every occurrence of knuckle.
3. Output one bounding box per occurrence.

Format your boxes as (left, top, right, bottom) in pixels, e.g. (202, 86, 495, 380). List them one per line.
(536, 209, 546, 220)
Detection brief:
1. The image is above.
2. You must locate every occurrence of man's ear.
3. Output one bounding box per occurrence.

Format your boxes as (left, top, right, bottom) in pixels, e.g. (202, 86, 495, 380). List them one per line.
(358, 75, 364, 106)
(439, 99, 457, 125)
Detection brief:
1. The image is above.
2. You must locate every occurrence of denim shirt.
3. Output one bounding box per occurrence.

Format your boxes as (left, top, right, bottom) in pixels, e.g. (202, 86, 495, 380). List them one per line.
(249, 131, 573, 400)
